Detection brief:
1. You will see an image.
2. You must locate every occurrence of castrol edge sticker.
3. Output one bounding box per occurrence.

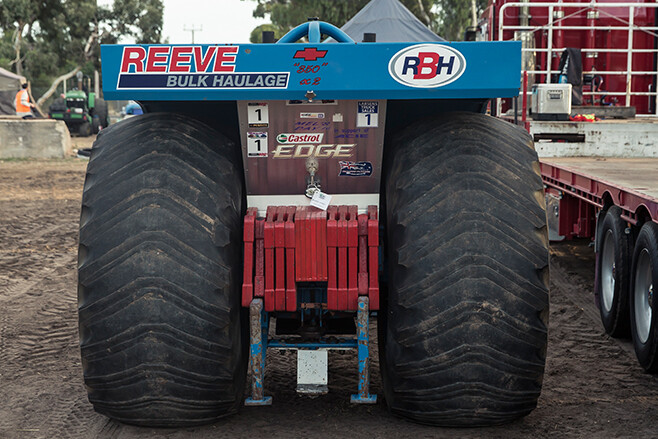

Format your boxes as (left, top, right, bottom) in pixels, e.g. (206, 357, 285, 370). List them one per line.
(276, 133, 324, 144)
(388, 44, 466, 88)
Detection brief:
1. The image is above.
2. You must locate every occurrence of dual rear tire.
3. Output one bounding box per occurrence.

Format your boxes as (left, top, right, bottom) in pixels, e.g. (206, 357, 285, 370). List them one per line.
(596, 207, 658, 372)
(78, 111, 552, 427)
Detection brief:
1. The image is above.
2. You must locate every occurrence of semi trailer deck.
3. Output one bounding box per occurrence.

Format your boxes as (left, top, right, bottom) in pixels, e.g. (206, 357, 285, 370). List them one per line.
(541, 157, 658, 227)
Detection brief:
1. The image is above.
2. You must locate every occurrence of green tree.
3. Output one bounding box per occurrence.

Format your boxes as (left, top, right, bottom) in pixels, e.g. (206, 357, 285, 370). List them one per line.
(0, 0, 163, 106)
(436, 0, 488, 41)
(245, 0, 437, 42)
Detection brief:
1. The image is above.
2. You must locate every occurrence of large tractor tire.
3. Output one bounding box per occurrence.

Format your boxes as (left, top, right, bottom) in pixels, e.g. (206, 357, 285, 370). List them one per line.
(381, 112, 550, 426)
(596, 206, 632, 337)
(78, 113, 247, 426)
(629, 221, 658, 372)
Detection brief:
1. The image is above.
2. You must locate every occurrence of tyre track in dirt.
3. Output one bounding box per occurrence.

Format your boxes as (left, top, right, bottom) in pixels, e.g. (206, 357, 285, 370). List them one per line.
(528, 243, 658, 437)
(2, 161, 658, 439)
(0, 161, 93, 438)
(0, 232, 78, 379)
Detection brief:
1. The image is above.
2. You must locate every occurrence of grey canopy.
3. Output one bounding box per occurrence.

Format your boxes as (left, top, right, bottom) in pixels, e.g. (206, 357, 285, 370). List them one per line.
(339, 0, 444, 42)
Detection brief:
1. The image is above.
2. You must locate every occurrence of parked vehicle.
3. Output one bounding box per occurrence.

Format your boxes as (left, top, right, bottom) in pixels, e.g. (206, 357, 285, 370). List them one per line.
(77, 19, 549, 427)
(49, 89, 108, 136)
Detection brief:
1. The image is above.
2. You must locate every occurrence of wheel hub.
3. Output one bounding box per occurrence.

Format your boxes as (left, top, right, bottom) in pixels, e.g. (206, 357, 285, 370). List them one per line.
(634, 249, 653, 344)
(601, 230, 616, 313)
(649, 284, 654, 309)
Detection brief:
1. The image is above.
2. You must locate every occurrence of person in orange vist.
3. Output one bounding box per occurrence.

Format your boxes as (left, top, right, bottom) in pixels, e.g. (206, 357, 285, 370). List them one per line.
(15, 81, 35, 118)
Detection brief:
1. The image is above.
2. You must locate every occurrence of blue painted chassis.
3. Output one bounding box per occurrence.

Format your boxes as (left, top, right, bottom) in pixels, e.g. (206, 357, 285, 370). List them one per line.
(101, 39, 521, 102)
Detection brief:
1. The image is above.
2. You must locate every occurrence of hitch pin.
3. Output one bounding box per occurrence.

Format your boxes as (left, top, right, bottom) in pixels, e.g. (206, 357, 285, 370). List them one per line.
(305, 158, 320, 198)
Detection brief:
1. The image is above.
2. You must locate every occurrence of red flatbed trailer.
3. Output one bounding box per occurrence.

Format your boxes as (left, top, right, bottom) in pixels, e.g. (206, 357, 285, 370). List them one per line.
(541, 157, 658, 236)
(540, 155, 658, 372)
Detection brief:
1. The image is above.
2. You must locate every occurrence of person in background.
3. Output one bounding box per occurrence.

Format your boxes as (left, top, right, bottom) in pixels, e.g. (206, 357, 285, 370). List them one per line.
(15, 81, 35, 118)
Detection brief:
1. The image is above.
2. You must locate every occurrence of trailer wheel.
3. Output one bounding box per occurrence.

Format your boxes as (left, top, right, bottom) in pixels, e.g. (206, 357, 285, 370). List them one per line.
(381, 112, 549, 426)
(597, 206, 632, 337)
(630, 221, 658, 372)
(78, 113, 247, 426)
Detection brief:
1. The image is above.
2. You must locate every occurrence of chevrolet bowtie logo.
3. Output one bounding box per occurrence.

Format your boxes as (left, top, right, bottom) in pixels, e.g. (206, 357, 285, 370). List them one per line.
(293, 47, 328, 61)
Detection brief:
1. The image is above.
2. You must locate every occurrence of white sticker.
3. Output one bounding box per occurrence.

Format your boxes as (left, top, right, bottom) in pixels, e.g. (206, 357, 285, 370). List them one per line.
(300, 112, 325, 119)
(357, 101, 378, 127)
(310, 190, 332, 211)
(248, 103, 269, 127)
(247, 132, 268, 157)
(332, 113, 344, 122)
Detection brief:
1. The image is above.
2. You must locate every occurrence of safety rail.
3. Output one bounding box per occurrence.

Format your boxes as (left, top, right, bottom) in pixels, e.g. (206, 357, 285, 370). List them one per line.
(498, 2, 658, 115)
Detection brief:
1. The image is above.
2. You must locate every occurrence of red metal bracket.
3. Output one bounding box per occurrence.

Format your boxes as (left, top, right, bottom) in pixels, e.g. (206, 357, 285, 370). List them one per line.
(242, 208, 257, 307)
(243, 204, 379, 312)
(284, 206, 297, 312)
(367, 205, 379, 310)
(327, 206, 338, 310)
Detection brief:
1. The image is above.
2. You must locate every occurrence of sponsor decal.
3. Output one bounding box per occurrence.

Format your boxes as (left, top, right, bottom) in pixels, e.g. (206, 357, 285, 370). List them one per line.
(300, 112, 324, 119)
(248, 102, 269, 127)
(357, 101, 378, 127)
(116, 45, 289, 90)
(294, 47, 328, 61)
(272, 144, 355, 159)
(247, 132, 268, 157)
(388, 44, 466, 88)
(276, 133, 324, 144)
(339, 161, 373, 177)
(120, 46, 238, 73)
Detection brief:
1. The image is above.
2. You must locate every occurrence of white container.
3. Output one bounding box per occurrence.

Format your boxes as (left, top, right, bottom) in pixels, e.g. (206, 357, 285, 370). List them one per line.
(531, 83, 572, 120)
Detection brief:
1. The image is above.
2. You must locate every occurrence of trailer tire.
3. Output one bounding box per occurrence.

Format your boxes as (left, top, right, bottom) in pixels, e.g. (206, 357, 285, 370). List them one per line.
(597, 206, 632, 337)
(630, 221, 658, 372)
(78, 113, 247, 426)
(381, 112, 549, 426)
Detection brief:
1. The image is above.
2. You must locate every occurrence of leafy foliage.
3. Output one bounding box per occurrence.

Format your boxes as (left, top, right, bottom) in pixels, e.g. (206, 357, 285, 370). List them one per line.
(436, 0, 488, 41)
(0, 0, 162, 102)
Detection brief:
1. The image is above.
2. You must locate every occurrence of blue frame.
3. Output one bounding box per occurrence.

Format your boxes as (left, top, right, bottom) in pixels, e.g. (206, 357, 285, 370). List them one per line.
(101, 22, 521, 102)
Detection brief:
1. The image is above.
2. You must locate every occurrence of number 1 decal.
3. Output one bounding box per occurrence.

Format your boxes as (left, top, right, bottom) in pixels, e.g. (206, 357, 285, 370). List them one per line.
(248, 103, 269, 127)
(247, 132, 268, 157)
(356, 101, 378, 127)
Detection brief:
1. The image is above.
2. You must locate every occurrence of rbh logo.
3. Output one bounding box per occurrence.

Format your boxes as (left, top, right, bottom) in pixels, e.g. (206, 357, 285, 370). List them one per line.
(403, 53, 455, 78)
(388, 44, 466, 88)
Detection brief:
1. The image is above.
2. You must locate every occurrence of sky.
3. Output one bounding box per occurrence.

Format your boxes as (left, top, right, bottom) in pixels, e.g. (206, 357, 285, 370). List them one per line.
(99, 0, 268, 44)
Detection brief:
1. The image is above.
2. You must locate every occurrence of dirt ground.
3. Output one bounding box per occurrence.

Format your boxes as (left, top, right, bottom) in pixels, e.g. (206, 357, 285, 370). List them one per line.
(1, 158, 657, 439)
